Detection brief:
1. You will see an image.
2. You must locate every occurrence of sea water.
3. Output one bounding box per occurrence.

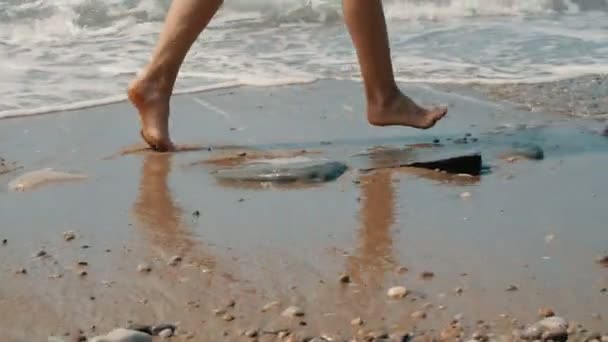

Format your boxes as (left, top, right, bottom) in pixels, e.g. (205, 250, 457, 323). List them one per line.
(1, 0, 607, 118)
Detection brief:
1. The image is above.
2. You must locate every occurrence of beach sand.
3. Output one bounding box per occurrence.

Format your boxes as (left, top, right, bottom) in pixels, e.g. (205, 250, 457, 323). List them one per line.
(1, 80, 607, 341)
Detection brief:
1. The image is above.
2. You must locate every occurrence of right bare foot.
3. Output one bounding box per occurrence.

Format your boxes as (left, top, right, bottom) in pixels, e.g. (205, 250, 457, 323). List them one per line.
(367, 91, 447, 129)
(128, 78, 174, 152)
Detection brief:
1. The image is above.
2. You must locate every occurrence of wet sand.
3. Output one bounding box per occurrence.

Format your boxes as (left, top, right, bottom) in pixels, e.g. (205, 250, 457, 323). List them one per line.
(0, 80, 607, 341)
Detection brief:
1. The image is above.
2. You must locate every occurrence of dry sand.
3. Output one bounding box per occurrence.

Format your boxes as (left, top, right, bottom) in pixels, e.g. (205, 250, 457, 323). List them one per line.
(0, 80, 607, 341)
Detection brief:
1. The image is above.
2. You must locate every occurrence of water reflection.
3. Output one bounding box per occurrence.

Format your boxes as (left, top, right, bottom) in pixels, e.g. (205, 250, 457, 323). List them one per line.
(132, 152, 215, 268)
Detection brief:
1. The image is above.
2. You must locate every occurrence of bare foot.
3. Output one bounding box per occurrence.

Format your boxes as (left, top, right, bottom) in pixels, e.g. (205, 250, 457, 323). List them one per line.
(127, 78, 174, 152)
(367, 91, 448, 129)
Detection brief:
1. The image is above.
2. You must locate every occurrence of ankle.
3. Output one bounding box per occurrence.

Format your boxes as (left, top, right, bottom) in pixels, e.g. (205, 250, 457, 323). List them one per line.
(136, 65, 177, 96)
(365, 84, 401, 111)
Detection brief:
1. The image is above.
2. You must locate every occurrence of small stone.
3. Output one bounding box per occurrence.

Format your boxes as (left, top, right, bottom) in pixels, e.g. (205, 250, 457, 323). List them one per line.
(395, 266, 408, 274)
(15, 268, 27, 274)
(261, 301, 280, 312)
(506, 284, 519, 292)
(137, 263, 152, 273)
(420, 271, 435, 280)
(278, 331, 290, 339)
(454, 287, 464, 295)
(522, 316, 568, 341)
(411, 311, 427, 319)
(282, 306, 305, 318)
(438, 305, 447, 310)
(81, 245, 90, 249)
(222, 314, 235, 322)
(339, 273, 351, 284)
(158, 329, 172, 339)
(460, 192, 472, 199)
(591, 313, 602, 320)
(387, 286, 408, 299)
(596, 254, 608, 267)
(351, 317, 364, 326)
(538, 307, 555, 318)
(77, 261, 88, 266)
(192, 210, 200, 217)
(78, 270, 88, 277)
(150, 324, 176, 336)
(2, 239, 7, 245)
(35, 250, 48, 258)
(168, 256, 182, 266)
(224, 299, 236, 308)
(63, 231, 76, 241)
(213, 308, 227, 316)
(244, 329, 258, 338)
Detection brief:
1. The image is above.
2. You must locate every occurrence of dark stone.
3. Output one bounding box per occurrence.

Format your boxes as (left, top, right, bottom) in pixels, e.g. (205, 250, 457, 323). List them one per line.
(409, 153, 482, 175)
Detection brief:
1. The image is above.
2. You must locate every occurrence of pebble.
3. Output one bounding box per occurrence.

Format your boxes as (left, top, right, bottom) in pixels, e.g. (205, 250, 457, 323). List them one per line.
(244, 329, 258, 338)
(282, 306, 305, 318)
(454, 287, 464, 295)
(538, 307, 555, 318)
(15, 268, 27, 274)
(2, 238, 7, 245)
(78, 270, 88, 277)
(506, 284, 519, 292)
(137, 263, 152, 273)
(520, 316, 568, 340)
(339, 273, 351, 284)
(158, 329, 172, 339)
(387, 286, 409, 299)
(64, 231, 76, 241)
(90, 328, 152, 342)
(261, 301, 280, 312)
(150, 324, 176, 336)
(35, 250, 48, 258)
(222, 314, 235, 322)
(460, 192, 472, 199)
(168, 256, 182, 266)
(420, 271, 435, 280)
(350, 317, 364, 326)
(411, 311, 427, 319)
(596, 254, 608, 267)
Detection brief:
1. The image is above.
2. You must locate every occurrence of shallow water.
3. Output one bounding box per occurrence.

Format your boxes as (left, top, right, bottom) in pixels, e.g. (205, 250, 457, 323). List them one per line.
(1, 0, 608, 118)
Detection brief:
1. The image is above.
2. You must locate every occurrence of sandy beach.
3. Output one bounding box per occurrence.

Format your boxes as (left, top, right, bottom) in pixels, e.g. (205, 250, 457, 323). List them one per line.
(1, 80, 607, 341)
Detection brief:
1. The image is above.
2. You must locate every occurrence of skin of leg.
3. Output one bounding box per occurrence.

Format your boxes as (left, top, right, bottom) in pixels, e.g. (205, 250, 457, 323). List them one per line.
(128, 0, 224, 151)
(342, 0, 447, 129)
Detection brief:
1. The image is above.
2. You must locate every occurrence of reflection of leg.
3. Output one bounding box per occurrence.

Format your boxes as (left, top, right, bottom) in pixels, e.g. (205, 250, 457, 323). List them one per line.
(342, 0, 447, 128)
(133, 154, 182, 232)
(128, 0, 224, 151)
(348, 170, 396, 287)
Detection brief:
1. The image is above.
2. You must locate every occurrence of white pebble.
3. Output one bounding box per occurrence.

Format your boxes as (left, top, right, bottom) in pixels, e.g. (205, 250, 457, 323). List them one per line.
(137, 263, 152, 273)
(387, 286, 408, 299)
(158, 329, 173, 339)
(460, 192, 472, 199)
(90, 328, 152, 342)
(281, 305, 305, 318)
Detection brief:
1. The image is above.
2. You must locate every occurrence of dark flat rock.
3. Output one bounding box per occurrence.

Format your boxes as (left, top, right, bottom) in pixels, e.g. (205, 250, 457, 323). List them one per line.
(213, 160, 348, 183)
